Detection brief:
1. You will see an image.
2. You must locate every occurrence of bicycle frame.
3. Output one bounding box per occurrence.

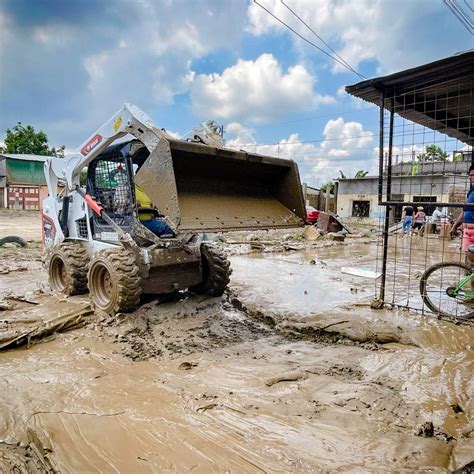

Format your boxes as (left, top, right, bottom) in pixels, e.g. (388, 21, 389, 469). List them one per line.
(449, 272, 474, 300)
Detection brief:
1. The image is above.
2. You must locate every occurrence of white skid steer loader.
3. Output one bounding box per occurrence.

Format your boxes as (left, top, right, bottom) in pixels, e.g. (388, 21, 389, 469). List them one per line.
(42, 104, 305, 315)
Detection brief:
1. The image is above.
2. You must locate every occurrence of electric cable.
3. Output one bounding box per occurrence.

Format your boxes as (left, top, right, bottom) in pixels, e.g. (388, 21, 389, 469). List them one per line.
(253, 0, 366, 78)
(443, 0, 473, 34)
(280, 0, 366, 79)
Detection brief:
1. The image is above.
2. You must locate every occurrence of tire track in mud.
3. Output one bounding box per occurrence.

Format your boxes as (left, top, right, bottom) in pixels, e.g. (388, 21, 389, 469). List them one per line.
(1, 241, 472, 471)
(226, 289, 415, 349)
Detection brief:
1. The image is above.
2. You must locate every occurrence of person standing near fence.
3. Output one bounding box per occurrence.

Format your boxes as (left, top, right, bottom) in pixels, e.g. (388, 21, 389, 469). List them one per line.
(413, 206, 426, 234)
(431, 206, 444, 234)
(451, 164, 474, 252)
(402, 206, 414, 235)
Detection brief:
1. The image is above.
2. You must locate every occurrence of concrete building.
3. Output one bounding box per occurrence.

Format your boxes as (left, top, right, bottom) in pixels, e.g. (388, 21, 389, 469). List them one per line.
(302, 183, 335, 212)
(0, 154, 51, 210)
(337, 152, 472, 224)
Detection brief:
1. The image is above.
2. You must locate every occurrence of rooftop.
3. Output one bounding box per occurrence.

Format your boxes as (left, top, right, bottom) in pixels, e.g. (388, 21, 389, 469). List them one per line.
(0, 153, 51, 162)
(346, 50, 474, 146)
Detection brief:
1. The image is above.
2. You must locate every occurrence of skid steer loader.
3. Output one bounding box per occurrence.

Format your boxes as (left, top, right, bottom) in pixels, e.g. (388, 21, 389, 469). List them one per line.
(42, 104, 305, 315)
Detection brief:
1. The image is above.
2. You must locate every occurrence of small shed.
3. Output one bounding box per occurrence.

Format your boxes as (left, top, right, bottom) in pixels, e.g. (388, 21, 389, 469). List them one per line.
(0, 154, 51, 210)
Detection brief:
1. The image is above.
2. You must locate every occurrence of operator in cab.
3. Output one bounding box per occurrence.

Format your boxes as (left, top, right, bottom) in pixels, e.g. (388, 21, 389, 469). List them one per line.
(135, 184, 174, 237)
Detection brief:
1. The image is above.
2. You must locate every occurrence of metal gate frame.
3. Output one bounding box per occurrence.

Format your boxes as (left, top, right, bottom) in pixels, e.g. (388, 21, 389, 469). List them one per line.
(346, 51, 474, 310)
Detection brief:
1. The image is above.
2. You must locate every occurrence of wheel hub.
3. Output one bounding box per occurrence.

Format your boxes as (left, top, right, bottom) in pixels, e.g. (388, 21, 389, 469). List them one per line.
(446, 286, 458, 298)
(103, 272, 113, 297)
(91, 263, 114, 309)
(51, 256, 66, 291)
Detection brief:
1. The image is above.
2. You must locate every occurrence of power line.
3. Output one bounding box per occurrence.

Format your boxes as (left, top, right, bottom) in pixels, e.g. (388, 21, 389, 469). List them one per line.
(253, 0, 365, 79)
(230, 128, 470, 148)
(443, 0, 473, 34)
(232, 131, 375, 147)
(250, 105, 377, 129)
(280, 0, 365, 79)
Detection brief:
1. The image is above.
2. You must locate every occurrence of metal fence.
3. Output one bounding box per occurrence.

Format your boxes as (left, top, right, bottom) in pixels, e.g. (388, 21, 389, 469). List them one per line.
(347, 52, 474, 321)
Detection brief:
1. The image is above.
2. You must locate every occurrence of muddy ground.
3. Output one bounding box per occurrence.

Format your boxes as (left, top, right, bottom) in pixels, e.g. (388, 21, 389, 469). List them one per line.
(0, 211, 473, 472)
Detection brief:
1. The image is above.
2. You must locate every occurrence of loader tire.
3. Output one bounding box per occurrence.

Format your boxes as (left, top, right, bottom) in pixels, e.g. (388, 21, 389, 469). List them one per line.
(48, 241, 89, 295)
(191, 243, 232, 296)
(88, 248, 142, 315)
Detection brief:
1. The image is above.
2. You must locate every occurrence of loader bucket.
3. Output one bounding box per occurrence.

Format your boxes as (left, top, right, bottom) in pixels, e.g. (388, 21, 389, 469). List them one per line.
(134, 138, 305, 233)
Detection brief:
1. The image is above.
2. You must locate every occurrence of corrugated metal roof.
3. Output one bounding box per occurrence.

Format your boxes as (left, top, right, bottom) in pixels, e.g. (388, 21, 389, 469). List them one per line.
(346, 50, 474, 145)
(0, 153, 52, 162)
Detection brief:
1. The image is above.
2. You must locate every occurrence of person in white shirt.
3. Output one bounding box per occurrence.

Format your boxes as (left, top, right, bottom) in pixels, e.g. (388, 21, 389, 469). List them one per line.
(431, 206, 444, 234)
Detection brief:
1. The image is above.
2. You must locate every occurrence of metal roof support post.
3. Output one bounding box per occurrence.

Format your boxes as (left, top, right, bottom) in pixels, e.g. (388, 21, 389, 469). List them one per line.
(379, 95, 394, 304)
(378, 90, 385, 204)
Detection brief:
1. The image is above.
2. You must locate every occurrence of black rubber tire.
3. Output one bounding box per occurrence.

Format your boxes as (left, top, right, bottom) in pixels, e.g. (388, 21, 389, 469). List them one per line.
(88, 248, 142, 314)
(48, 241, 89, 295)
(190, 243, 232, 296)
(0, 236, 27, 247)
(420, 261, 474, 319)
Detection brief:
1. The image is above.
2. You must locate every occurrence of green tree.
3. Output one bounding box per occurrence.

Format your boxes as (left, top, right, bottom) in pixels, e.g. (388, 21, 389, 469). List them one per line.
(339, 169, 368, 179)
(320, 181, 335, 193)
(1, 122, 65, 157)
(416, 144, 448, 162)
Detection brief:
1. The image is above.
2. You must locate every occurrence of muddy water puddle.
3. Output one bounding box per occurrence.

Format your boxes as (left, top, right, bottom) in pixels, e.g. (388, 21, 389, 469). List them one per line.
(230, 244, 379, 314)
(0, 242, 473, 471)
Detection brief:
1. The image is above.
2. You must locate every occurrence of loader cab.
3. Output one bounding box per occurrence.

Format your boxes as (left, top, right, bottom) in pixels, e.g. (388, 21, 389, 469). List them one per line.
(86, 140, 146, 240)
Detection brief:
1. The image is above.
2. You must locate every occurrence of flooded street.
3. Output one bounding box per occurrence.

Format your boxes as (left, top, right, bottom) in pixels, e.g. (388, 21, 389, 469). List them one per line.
(0, 218, 473, 472)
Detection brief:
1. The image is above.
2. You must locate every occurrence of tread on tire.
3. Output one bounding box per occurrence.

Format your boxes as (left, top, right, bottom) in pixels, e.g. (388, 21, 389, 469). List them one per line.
(88, 248, 142, 315)
(190, 243, 232, 296)
(48, 241, 89, 295)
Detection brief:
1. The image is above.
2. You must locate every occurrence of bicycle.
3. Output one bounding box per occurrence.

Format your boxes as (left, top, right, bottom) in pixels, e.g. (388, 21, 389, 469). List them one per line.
(420, 261, 474, 320)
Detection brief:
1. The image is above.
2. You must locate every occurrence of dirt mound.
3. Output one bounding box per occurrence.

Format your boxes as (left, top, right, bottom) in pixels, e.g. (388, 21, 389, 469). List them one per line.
(96, 292, 272, 361)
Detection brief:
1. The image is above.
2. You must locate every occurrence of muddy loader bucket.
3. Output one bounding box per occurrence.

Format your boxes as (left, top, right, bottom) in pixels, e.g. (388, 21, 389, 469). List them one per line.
(135, 138, 305, 233)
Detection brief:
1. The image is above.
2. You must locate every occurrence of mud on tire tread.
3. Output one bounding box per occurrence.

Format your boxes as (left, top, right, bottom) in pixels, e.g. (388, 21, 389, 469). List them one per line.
(48, 241, 90, 295)
(191, 243, 232, 296)
(88, 248, 142, 314)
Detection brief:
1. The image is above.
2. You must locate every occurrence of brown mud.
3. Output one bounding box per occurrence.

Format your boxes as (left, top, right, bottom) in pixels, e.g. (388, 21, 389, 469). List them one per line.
(0, 214, 473, 471)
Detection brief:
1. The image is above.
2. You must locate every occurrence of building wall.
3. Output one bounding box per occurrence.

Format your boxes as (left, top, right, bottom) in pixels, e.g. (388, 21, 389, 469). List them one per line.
(337, 194, 382, 220)
(389, 159, 470, 177)
(0, 157, 48, 210)
(337, 174, 468, 222)
(6, 159, 46, 186)
(338, 175, 467, 197)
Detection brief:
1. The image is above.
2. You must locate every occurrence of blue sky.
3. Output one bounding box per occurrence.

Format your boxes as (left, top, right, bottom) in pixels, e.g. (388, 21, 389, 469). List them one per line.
(0, 0, 472, 186)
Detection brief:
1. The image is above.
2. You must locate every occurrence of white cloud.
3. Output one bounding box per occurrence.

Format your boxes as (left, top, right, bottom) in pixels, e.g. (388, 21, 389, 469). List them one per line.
(321, 117, 373, 151)
(247, 0, 459, 74)
(0, 11, 12, 50)
(83, 52, 109, 88)
(226, 117, 375, 186)
(81, 3, 244, 108)
(190, 53, 334, 123)
(0, 1, 249, 146)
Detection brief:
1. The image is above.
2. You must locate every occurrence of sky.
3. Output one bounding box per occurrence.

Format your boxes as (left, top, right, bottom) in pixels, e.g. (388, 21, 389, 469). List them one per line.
(0, 0, 472, 187)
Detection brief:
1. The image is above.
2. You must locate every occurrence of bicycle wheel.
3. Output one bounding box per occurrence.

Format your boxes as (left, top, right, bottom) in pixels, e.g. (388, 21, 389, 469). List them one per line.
(420, 261, 474, 320)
